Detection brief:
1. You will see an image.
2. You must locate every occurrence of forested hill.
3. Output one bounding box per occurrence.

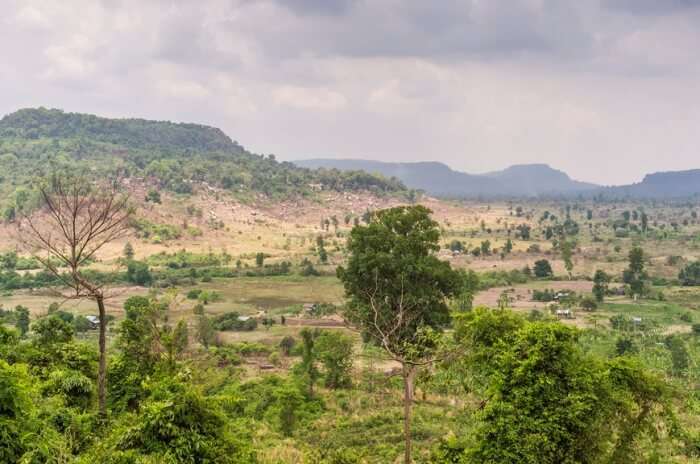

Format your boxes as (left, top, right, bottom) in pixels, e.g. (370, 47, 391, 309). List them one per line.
(0, 108, 405, 213)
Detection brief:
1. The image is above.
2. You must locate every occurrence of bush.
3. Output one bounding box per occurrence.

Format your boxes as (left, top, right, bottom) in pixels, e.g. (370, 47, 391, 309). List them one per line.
(679, 261, 700, 286)
(126, 261, 152, 286)
(580, 296, 598, 312)
(533, 259, 553, 278)
(187, 288, 203, 299)
(213, 312, 257, 331)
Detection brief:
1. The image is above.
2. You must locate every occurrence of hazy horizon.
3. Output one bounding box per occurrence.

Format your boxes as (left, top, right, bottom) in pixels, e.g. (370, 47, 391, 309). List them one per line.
(3, 0, 700, 185)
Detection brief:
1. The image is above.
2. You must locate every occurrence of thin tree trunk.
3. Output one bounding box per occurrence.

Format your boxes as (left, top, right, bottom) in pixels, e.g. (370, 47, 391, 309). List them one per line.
(97, 295, 107, 416)
(403, 364, 417, 464)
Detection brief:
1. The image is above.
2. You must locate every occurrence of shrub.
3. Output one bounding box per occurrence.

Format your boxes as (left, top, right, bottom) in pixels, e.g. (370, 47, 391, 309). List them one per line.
(533, 259, 553, 278)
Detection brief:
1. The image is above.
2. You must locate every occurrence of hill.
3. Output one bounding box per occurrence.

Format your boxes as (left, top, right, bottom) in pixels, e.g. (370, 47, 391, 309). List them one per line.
(597, 169, 700, 199)
(0, 108, 405, 217)
(294, 159, 598, 197)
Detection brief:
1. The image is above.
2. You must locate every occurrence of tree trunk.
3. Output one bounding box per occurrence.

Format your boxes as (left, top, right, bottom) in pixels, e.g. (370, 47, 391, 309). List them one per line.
(97, 295, 107, 416)
(402, 364, 417, 464)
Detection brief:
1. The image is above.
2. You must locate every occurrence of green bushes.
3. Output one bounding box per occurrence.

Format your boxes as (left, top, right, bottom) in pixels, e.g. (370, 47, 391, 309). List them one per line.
(679, 261, 700, 286)
(131, 218, 181, 243)
(213, 312, 258, 331)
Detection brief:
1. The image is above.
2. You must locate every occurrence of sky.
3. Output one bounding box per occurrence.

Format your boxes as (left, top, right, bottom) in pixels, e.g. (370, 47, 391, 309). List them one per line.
(2, 0, 700, 186)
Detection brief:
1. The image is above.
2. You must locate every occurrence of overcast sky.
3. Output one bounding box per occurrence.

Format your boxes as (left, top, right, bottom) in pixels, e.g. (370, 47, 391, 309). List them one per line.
(2, 0, 700, 185)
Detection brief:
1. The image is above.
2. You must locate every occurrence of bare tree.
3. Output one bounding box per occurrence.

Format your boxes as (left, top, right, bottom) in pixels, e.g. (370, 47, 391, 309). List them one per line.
(17, 174, 132, 415)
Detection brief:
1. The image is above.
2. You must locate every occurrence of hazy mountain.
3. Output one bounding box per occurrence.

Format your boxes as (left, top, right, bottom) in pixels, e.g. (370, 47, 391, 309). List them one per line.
(599, 170, 700, 199)
(294, 159, 598, 198)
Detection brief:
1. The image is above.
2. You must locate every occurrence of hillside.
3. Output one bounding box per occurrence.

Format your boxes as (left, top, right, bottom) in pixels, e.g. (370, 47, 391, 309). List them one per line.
(294, 159, 599, 197)
(0, 108, 405, 217)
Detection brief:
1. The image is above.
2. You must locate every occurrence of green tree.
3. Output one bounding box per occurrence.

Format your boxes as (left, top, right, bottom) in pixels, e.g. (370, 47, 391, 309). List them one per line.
(15, 305, 30, 336)
(592, 269, 611, 303)
(123, 241, 135, 261)
(623, 246, 647, 299)
(533, 259, 553, 278)
(127, 260, 152, 286)
(275, 384, 303, 437)
(279, 335, 296, 356)
(255, 252, 265, 267)
(145, 189, 161, 203)
(679, 261, 700, 286)
(451, 313, 677, 464)
(338, 205, 460, 463)
(480, 240, 491, 256)
(315, 330, 354, 389)
(197, 314, 216, 348)
(560, 240, 574, 278)
(456, 269, 479, 311)
(665, 335, 689, 376)
(32, 315, 75, 344)
(504, 238, 513, 254)
(296, 328, 320, 396)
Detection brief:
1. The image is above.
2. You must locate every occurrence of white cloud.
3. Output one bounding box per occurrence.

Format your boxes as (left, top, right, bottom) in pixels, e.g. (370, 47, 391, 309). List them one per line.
(273, 85, 347, 111)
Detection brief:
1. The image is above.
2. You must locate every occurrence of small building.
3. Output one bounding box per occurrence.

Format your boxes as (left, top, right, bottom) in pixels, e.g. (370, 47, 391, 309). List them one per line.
(303, 303, 316, 314)
(556, 309, 573, 319)
(85, 315, 100, 330)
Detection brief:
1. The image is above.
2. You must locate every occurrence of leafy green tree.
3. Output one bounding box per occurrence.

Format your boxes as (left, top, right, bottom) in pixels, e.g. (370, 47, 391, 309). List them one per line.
(315, 331, 354, 389)
(338, 205, 460, 463)
(679, 261, 700, 286)
(296, 328, 320, 396)
(480, 240, 491, 256)
(0, 360, 70, 462)
(665, 335, 689, 376)
(94, 377, 256, 462)
(279, 335, 296, 355)
(15, 305, 30, 336)
(533, 259, 553, 278)
(516, 224, 531, 240)
(504, 238, 513, 254)
(451, 313, 677, 464)
(615, 337, 638, 356)
(456, 269, 479, 311)
(623, 246, 647, 299)
(123, 241, 134, 261)
(560, 240, 574, 278)
(0, 251, 18, 270)
(32, 315, 75, 344)
(255, 252, 265, 267)
(197, 314, 217, 348)
(145, 189, 161, 204)
(592, 269, 611, 303)
(172, 319, 189, 356)
(275, 383, 303, 437)
(126, 260, 152, 286)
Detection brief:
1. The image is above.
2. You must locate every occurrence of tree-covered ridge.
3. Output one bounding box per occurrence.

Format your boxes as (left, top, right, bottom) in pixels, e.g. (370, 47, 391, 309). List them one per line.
(0, 108, 406, 209)
(0, 107, 235, 152)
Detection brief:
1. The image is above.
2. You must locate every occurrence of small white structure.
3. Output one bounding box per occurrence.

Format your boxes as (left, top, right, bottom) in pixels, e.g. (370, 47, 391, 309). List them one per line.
(555, 309, 573, 319)
(85, 316, 100, 329)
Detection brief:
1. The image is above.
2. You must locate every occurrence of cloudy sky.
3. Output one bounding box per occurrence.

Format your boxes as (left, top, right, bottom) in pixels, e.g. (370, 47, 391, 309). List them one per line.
(2, 0, 700, 185)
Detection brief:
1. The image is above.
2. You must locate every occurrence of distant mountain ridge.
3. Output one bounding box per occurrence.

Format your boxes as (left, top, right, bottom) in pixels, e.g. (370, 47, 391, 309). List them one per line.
(600, 170, 700, 199)
(293, 159, 598, 198)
